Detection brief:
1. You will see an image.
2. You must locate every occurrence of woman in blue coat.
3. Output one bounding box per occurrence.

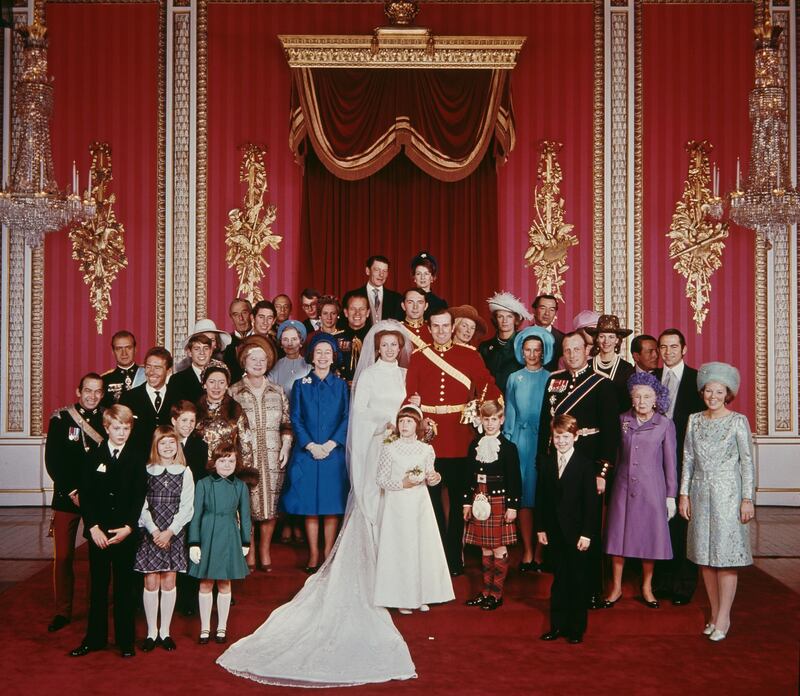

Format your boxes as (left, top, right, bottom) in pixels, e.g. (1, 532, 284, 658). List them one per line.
(503, 326, 555, 572)
(281, 333, 350, 573)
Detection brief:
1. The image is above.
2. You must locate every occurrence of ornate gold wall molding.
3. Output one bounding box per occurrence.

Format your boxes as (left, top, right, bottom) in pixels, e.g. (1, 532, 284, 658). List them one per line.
(30, 247, 43, 435)
(196, 0, 208, 320)
(156, 0, 167, 346)
(632, 0, 643, 334)
(755, 240, 768, 434)
(279, 34, 525, 69)
(592, 0, 605, 312)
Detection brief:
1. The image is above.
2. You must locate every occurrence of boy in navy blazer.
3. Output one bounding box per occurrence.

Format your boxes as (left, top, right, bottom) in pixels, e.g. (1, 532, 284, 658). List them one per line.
(536, 414, 599, 644)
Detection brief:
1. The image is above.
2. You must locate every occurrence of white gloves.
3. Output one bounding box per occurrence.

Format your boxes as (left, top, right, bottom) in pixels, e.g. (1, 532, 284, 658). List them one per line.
(189, 546, 201, 564)
(307, 443, 327, 460)
(242, 546, 249, 557)
(666, 497, 677, 520)
(278, 440, 292, 468)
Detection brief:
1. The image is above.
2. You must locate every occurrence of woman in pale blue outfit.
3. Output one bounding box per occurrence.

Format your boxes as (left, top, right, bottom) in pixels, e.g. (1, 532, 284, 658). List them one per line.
(679, 362, 755, 643)
(503, 326, 555, 572)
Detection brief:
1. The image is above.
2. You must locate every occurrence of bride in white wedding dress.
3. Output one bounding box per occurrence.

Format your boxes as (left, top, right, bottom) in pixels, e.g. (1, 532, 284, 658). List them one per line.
(217, 320, 416, 687)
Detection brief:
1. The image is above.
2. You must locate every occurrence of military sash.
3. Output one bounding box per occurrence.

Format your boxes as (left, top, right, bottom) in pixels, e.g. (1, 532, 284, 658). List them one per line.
(550, 372, 607, 416)
(65, 405, 104, 448)
(419, 345, 472, 392)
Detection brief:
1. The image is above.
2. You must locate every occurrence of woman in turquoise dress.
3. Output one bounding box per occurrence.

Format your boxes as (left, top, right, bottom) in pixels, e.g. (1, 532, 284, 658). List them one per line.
(280, 333, 350, 572)
(503, 326, 555, 572)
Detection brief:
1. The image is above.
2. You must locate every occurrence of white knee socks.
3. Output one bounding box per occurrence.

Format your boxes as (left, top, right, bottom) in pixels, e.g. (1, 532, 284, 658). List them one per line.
(198, 591, 213, 633)
(143, 589, 159, 640)
(216, 592, 232, 632)
(159, 587, 177, 639)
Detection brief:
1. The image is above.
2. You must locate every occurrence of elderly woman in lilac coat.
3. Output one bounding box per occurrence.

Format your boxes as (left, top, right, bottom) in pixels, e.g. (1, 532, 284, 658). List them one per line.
(601, 372, 677, 609)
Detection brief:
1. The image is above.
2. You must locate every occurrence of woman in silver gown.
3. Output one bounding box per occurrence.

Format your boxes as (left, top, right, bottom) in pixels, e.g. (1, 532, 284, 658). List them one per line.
(678, 362, 755, 643)
(217, 320, 416, 687)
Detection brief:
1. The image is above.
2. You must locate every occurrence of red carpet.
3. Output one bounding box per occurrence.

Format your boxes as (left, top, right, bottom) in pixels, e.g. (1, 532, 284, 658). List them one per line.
(2, 543, 798, 695)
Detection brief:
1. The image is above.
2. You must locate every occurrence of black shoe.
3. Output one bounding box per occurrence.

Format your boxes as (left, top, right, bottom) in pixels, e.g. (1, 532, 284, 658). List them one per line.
(161, 636, 177, 651)
(519, 561, 534, 573)
(639, 596, 660, 609)
(215, 630, 227, 644)
(465, 593, 488, 607)
(540, 629, 562, 641)
(141, 637, 158, 652)
(69, 644, 93, 658)
(599, 594, 622, 609)
(198, 630, 210, 645)
(449, 567, 464, 577)
(304, 565, 320, 575)
(672, 595, 691, 606)
(120, 646, 136, 658)
(567, 634, 583, 644)
(48, 615, 70, 632)
(480, 596, 503, 611)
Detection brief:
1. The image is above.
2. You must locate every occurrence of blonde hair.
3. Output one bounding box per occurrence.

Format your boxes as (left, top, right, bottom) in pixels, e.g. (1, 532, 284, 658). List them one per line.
(148, 426, 187, 467)
(103, 404, 134, 428)
(479, 399, 504, 418)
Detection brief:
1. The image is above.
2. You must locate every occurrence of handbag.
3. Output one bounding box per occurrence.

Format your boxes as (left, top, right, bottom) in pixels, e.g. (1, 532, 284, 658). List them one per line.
(472, 492, 491, 521)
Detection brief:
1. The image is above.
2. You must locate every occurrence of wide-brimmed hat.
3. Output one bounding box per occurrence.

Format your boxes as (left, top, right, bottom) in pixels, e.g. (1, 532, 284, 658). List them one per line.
(514, 326, 556, 366)
(236, 335, 277, 372)
(486, 291, 532, 322)
(305, 332, 342, 366)
(586, 314, 633, 338)
(449, 304, 488, 341)
(185, 318, 232, 351)
(572, 309, 601, 332)
(277, 319, 307, 344)
(410, 251, 438, 276)
(697, 361, 740, 396)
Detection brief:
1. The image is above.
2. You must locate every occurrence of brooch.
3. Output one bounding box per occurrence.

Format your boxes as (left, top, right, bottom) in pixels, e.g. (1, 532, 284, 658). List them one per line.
(621, 421, 629, 434)
(549, 379, 568, 393)
(301, 376, 312, 384)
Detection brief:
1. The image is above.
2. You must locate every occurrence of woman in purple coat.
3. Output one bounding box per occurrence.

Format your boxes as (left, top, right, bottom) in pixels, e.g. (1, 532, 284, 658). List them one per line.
(601, 372, 677, 609)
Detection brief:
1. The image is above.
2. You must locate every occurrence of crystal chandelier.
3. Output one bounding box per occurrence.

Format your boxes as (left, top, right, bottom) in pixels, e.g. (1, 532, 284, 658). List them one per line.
(727, 5, 800, 248)
(0, 15, 95, 248)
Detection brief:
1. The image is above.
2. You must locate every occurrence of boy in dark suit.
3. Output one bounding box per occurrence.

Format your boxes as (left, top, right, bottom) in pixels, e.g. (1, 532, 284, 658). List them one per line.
(536, 414, 599, 644)
(70, 405, 147, 659)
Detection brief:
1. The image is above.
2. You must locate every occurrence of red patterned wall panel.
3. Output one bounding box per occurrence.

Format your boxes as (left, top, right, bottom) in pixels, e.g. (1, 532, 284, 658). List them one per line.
(44, 4, 159, 419)
(642, 3, 755, 423)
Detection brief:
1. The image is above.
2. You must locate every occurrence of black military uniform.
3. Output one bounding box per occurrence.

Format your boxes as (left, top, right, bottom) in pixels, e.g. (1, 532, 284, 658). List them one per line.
(101, 364, 143, 407)
(336, 324, 370, 384)
(45, 403, 104, 626)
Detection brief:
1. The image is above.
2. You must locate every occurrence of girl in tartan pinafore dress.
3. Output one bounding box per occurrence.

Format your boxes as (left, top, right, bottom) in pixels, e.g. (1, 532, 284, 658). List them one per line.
(134, 426, 195, 651)
(463, 400, 522, 611)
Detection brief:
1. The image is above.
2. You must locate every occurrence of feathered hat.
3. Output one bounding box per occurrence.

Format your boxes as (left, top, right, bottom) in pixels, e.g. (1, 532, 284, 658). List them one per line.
(486, 291, 532, 322)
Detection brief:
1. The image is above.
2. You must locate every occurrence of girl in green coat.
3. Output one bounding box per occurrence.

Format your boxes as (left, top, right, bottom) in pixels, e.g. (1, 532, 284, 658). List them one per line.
(188, 440, 252, 645)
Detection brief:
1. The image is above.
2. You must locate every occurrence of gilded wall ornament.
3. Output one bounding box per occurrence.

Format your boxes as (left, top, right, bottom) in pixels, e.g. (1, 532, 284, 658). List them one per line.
(523, 141, 578, 301)
(69, 142, 128, 335)
(667, 140, 728, 334)
(225, 144, 281, 304)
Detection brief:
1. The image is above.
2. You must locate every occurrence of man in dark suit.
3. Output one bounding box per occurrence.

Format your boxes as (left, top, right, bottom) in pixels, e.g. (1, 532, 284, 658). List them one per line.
(169, 333, 213, 403)
(223, 298, 253, 378)
(536, 414, 599, 644)
(70, 405, 147, 658)
(652, 328, 704, 605)
(342, 255, 404, 325)
(300, 288, 322, 334)
(44, 372, 105, 633)
(631, 333, 659, 373)
(121, 346, 177, 455)
(537, 331, 619, 608)
(532, 294, 565, 371)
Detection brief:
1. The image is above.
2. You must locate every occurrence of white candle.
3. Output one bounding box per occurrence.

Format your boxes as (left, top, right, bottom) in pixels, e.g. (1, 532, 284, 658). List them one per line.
(87, 170, 92, 198)
(39, 160, 44, 191)
(72, 161, 77, 193)
(736, 158, 741, 191)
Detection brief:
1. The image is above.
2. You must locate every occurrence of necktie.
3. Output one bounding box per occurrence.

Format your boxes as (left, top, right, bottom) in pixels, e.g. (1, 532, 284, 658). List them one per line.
(111, 448, 119, 461)
(154, 390, 162, 412)
(373, 288, 381, 321)
(557, 453, 566, 478)
(664, 370, 677, 418)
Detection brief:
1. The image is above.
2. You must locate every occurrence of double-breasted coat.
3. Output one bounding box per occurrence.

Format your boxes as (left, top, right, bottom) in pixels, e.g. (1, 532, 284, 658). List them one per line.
(604, 411, 677, 559)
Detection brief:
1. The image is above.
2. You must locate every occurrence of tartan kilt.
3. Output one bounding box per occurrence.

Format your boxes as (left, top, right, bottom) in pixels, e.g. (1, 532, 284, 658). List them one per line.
(465, 493, 517, 548)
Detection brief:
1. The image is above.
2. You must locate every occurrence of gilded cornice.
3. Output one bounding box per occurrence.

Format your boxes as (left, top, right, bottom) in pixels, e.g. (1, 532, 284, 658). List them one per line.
(279, 33, 525, 69)
(196, 0, 208, 319)
(156, 0, 167, 345)
(592, 0, 604, 312)
(633, 0, 643, 334)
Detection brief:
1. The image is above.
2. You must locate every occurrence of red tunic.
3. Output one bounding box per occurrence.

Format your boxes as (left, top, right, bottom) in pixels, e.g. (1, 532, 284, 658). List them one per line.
(402, 320, 432, 348)
(406, 343, 499, 458)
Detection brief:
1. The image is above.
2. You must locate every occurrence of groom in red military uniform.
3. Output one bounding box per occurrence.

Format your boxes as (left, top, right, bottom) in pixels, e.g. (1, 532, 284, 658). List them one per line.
(406, 308, 500, 575)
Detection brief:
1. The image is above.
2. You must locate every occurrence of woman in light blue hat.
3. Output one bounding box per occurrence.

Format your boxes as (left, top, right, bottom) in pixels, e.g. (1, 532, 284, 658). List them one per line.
(503, 326, 555, 572)
(678, 362, 755, 642)
(268, 320, 311, 400)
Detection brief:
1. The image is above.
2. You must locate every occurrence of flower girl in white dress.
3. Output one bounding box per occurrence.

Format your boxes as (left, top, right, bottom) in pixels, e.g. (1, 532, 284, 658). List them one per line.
(374, 404, 455, 613)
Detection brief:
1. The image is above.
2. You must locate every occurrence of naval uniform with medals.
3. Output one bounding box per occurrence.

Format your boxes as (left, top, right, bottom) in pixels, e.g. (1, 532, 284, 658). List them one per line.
(101, 364, 144, 408)
(45, 403, 105, 628)
(536, 363, 620, 604)
(406, 339, 500, 574)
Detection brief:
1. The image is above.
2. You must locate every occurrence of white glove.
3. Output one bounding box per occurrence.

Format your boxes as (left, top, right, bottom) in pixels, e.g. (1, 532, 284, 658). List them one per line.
(242, 546, 249, 557)
(306, 443, 326, 460)
(321, 440, 337, 455)
(278, 441, 292, 468)
(189, 546, 201, 564)
(666, 497, 677, 520)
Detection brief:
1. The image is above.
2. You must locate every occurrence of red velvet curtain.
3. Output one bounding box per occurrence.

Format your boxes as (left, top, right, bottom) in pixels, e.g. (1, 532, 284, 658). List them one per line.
(299, 149, 499, 311)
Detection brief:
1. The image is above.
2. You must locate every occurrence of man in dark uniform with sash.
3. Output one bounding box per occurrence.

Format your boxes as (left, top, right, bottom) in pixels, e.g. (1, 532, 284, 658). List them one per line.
(45, 372, 106, 632)
(101, 330, 145, 407)
(537, 331, 620, 608)
(406, 308, 500, 575)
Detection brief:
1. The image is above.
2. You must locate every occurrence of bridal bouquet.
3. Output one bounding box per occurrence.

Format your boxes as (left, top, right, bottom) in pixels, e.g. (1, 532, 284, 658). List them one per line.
(406, 466, 425, 485)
